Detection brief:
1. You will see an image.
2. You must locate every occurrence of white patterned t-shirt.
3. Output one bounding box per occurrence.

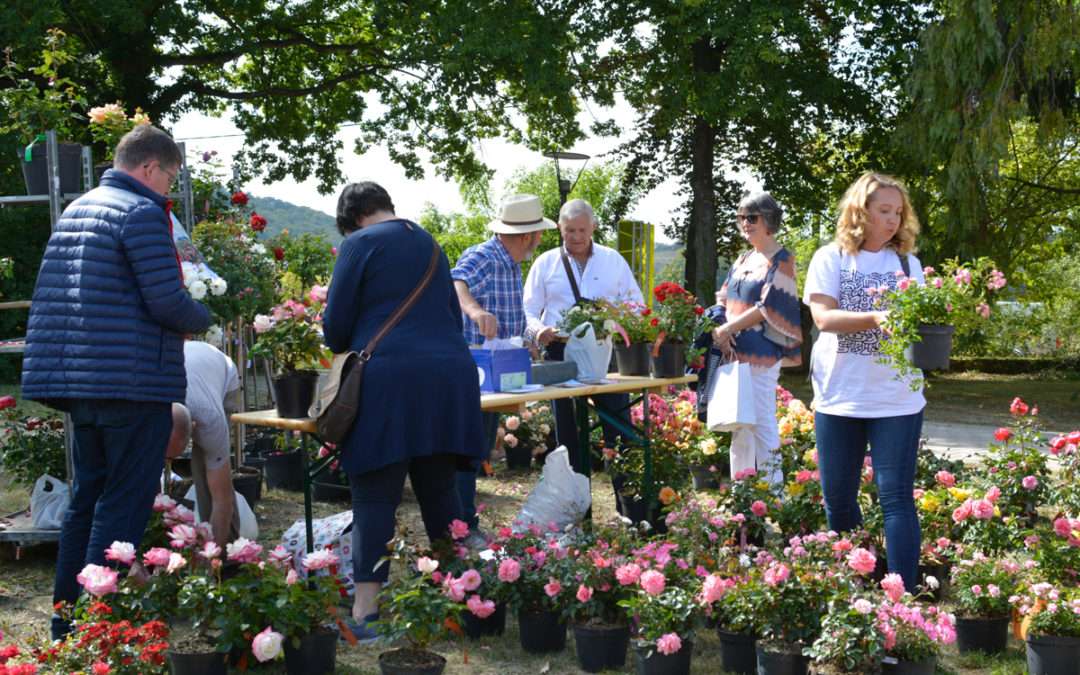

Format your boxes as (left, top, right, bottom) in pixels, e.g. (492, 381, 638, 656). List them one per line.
(803, 243, 926, 418)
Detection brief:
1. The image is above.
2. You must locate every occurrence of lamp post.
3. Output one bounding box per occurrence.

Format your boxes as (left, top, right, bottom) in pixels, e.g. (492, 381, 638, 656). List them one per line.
(543, 150, 590, 245)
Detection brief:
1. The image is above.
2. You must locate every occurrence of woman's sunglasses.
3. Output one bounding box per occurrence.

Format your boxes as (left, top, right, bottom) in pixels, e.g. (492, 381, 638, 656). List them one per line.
(735, 213, 761, 224)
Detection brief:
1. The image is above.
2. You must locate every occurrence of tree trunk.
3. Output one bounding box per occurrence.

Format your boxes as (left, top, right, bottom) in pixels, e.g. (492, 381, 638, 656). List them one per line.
(686, 115, 717, 303)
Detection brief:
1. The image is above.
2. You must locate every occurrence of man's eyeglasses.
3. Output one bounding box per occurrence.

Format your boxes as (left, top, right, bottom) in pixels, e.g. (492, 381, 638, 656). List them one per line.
(736, 213, 761, 224)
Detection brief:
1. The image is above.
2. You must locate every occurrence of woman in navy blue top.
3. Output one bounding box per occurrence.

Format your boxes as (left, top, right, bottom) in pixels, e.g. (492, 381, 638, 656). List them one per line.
(322, 182, 484, 639)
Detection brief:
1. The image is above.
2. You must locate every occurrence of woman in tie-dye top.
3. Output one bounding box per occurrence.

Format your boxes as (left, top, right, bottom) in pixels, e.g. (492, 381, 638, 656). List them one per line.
(707, 192, 802, 486)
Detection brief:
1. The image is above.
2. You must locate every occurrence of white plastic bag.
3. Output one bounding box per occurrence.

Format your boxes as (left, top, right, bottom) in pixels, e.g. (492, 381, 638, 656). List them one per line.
(515, 446, 591, 531)
(706, 361, 757, 431)
(30, 474, 70, 529)
(183, 486, 259, 540)
(564, 323, 612, 382)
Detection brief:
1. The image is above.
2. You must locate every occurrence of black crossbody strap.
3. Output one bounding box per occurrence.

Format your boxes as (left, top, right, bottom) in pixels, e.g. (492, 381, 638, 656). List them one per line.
(560, 251, 583, 305)
(896, 251, 911, 277)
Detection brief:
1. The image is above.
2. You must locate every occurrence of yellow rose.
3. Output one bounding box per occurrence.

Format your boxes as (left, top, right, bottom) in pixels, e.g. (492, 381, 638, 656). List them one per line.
(700, 438, 718, 456)
(779, 420, 795, 437)
(786, 482, 806, 498)
(948, 488, 972, 501)
(799, 422, 814, 435)
(919, 494, 940, 512)
(755, 481, 770, 491)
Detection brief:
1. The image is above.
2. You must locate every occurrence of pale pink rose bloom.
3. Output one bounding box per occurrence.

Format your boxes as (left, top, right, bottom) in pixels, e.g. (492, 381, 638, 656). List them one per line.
(449, 519, 470, 540)
(505, 416, 521, 431)
(77, 564, 118, 596)
(105, 541, 136, 566)
(302, 548, 340, 571)
(143, 547, 172, 567)
(503, 433, 519, 448)
(976, 302, 991, 318)
(576, 585, 593, 603)
(498, 558, 521, 583)
(286, 568, 300, 585)
(988, 584, 1001, 598)
(984, 486, 1002, 503)
(308, 285, 328, 304)
(853, 599, 873, 614)
(639, 570, 666, 596)
(544, 579, 562, 597)
(253, 314, 274, 334)
(169, 524, 198, 549)
(764, 563, 790, 586)
(466, 595, 496, 618)
(1022, 475, 1038, 490)
(199, 542, 223, 560)
(700, 574, 730, 604)
(971, 498, 994, 520)
(932, 277, 944, 288)
(881, 573, 905, 602)
(153, 494, 177, 512)
(656, 632, 682, 655)
(252, 626, 284, 662)
(935, 470, 956, 487)
(416, 556, 439, 574)
(166, 552, 187, 574)
(460, 569, 482, 592)
(226, 537, 264, 564)
(615, 563, 642, 586)
(443, 575, 467, 602)
(971, 584, 983, 596)
(267, 545, 291, 565)
(847, 548, 877, 576)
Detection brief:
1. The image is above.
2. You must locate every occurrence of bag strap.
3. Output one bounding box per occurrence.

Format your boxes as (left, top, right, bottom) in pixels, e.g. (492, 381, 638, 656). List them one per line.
(560, 250, 584, 305)
(897, 251, 911, 277)
(358, 239, 442, 363)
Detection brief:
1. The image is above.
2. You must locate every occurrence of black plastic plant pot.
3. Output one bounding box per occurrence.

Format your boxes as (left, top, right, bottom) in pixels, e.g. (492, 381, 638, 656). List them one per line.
(634, 640, 693, 675)
(911, 323, 955, 371)
(517, 609, 567, 654)
(649, 342, 686, 379)
(954, 615, 1009, 655)
(272, 370, 318, 419)
(716, 628, 757, 675)
(756, 641, 810, 675)
(283, 628, 338, 675)
(1025, 634, 1080, 675)
(615, 342, 651, 376)
(573, 622, 630, 672)
(263, 450, 303, 491)
(166, 649, 228, 675)
(378, 648, 447, 675)
(462, 602, 507, 640)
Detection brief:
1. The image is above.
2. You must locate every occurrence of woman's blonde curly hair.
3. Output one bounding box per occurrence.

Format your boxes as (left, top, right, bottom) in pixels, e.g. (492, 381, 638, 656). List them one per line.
(834, 172, 920, 255)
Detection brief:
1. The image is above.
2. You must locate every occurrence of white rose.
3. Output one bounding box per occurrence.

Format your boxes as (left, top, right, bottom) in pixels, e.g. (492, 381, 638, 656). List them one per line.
(188, 279, 207, 300)
(180, 261, 197, 284)
(251, 243, 267, 255)
(253, 314, 274, 334)
(504, 433, 518, 448)
(700, 438, 718, 456)
(210, 277, 228, 296)
(505, 416, 521, 431)
(251, 627, 283, 662)
(539, 423, 551, 435)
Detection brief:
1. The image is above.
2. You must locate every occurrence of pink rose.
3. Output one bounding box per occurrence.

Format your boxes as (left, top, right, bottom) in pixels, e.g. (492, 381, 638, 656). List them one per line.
(935, 470, 956, 487)
(897, 278, 912, 291)
(764, 563, 790, 586)
(142, 547, 172, 568)
(104, 541, 136, 566)
(971, 584, 982, 596)
(443, 575, 467, 602)
(302, 548, 340, 571)
(544, 578, 562, 597)
(985, 486, 1001, 503)
(750, 500, 768, 517)
(977, 302, 991, 319)
(200, 541, 223, 560)
(226, 537, 263, 564)
(505, 416, 521, 431)
(498, 558, 521, 583)
(308, 285, 328, 304)
(1021, 475, 1038, 490)
(881, 573, 905, 602)
(166, 552, 187, 574)
(952, 500, 973, 523)
(153, 494, 177, 512)
(285, 568, 299, 585)
(971, 498, 994, 520)
(576, 585, 594, 603)
(656, 632, 682, 655)
(169, 524, 198, 550)
(251, 626, 283, 663)
(700, 574, 731, 604)
(450, 519, 470, 540)
(503, 433, 518, 448)
(639, 570, 666, 596)
(847, 548, 877, 576)
(267, 545, 291, 565)
(853, 598, 873, 614)
(460, 569, 482, 592)
(466, 595, 496, 618)
(77, 564, 118, 597)
(615, 563, 642, 586)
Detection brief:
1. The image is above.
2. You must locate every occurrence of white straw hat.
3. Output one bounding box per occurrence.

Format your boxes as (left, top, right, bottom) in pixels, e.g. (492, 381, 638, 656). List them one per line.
(487, 194, 558, 234)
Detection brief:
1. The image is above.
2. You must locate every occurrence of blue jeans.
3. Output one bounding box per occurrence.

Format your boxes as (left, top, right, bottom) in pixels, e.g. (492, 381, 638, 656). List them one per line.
(455, 411, 500, 529)
(53, 399, 171, 637)
(350, 454, 463, 583)
(815, 410, 924, 590)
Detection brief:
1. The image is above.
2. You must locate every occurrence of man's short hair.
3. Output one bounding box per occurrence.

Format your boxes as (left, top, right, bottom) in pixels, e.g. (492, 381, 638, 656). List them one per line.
(114, 125, 183, 174)
(559, 198, 596, 225)
(336, 182, 396, 236)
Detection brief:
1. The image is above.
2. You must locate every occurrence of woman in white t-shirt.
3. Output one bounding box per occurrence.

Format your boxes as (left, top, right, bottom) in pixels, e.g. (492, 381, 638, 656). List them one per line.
(803, 172, 925, 591)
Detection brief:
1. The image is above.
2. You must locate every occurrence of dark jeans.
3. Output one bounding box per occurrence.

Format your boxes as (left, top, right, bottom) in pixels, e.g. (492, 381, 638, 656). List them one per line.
(349, 454, 463, 583)
(455, 411, 500, 529)
(815, 410, 924, 591)
(53, 399, 171, 638)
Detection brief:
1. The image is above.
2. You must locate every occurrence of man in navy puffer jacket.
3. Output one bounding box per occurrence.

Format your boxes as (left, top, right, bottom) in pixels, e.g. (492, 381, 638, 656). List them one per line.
(21, 125, 211, 638)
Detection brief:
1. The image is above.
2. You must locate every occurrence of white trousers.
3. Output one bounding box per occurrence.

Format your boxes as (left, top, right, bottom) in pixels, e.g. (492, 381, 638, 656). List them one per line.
(729, 362, 782, 488)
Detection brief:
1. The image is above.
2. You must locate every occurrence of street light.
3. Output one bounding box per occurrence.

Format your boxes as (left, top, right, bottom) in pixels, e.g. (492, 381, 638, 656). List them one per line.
(543, 150, 590, 211)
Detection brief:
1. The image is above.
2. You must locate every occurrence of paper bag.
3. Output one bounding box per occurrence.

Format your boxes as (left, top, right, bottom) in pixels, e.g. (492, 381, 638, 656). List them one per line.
(706, 361, 757, 431)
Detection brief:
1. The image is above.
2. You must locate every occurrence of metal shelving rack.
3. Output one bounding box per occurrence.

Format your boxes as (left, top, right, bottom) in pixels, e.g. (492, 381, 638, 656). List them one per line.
(0, 131, 193, 549)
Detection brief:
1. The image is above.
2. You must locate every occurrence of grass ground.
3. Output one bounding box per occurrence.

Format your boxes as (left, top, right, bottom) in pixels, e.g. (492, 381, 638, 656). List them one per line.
(1, 370, 1076, 672)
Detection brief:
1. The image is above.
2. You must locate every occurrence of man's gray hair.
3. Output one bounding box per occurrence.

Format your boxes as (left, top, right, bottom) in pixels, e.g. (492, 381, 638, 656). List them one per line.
(114, 124, 183, 173)
(737, 191, 783, 234)
(559, 198, 596, 225)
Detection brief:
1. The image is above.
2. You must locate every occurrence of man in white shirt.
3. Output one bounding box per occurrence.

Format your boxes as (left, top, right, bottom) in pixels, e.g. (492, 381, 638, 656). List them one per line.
(523, 199, 644, 483)
(181, 340, 242, 546)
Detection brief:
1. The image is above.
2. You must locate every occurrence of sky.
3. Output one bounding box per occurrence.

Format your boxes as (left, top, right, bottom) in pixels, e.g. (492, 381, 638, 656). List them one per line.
(171, 104, 758, 245)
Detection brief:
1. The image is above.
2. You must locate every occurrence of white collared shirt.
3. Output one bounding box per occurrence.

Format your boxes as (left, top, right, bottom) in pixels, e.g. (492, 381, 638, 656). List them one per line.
(523, 242, 645, 336)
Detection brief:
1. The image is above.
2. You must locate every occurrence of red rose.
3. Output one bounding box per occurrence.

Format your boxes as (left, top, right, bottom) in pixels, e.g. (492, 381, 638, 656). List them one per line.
(24, 417, 42, 431)
(0, 395, 15, 410)
(650, 318, 659, 327)
(641, 308, 652, 317)
(993, 427, 1012, 442)
(250, 213, 267, 232)
(694, 306, 704, 315)
(230, 191, 249, 206)
(1009, 397, 1029, 416)
(273, 246, 285, 261)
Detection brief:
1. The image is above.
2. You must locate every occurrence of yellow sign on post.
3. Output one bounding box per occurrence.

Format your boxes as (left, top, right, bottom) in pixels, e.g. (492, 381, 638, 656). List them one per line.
(617, 220, 655, 306)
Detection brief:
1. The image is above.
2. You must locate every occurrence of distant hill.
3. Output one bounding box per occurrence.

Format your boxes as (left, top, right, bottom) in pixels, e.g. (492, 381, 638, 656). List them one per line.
(249, 196, 340, 243)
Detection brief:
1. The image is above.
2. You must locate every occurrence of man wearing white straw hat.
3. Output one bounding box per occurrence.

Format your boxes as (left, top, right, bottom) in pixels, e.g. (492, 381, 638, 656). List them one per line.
(451, 194, 555, 540)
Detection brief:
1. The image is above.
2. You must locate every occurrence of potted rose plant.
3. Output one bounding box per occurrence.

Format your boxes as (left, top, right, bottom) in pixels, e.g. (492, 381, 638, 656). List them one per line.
(618, 581, 699, 675)
(685, 432, 729, 490)
(492, 525, 573, 654)
(649, 282, 706, 377)
(250, 291, 330, 418)
(377, 550, 461, 675)
(498, 410, 549, 471)
(805, 597, 886, 674)
(87, 101, 151, 179)
(1015, 583, 1080, 675)
(949, 554, 1018, 654)
(605, 301, 658, 376)
(878, 591, 956, 675)
(705, 572, 759, 675)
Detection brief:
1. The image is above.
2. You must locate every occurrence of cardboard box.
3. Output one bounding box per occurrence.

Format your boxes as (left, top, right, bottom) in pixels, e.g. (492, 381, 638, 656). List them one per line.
(471, 347, 532, 392)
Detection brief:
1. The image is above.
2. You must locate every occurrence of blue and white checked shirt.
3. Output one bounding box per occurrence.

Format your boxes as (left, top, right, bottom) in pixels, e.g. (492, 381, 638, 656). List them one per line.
(451, 236, 525, 346)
